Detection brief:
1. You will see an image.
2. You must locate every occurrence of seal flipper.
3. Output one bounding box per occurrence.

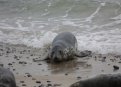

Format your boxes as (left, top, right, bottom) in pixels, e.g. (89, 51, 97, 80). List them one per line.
(75, 50, 92, 58)
(70, 81, 83, 87)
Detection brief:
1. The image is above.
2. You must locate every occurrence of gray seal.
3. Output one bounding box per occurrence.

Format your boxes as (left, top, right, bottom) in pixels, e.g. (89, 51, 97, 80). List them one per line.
(70, 74, 121, 87)
(49, 32, 91, 62)
(0, 67, 16, 87)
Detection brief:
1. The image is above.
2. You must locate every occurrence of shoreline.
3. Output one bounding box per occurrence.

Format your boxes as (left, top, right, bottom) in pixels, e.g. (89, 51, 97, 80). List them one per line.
(0, 42, 121, 87)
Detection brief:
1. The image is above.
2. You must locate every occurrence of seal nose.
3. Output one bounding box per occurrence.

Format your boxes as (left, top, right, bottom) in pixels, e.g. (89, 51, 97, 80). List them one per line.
(0, 81, 6, 87)
(53, 57, 60, 62)
(54, 57, 58, 61)
(0, 84, 5, 87)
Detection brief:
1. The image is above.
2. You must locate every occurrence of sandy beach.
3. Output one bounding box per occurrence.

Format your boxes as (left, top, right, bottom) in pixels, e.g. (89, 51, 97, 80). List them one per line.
(0, 42, 121, 87)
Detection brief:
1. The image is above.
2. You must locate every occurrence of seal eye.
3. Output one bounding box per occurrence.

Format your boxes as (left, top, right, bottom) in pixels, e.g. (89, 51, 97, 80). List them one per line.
(59, 51, 62, 55)
(52, 51, 54, 55)
(1, 79, 10, 84)
(51, 51, 54, 57)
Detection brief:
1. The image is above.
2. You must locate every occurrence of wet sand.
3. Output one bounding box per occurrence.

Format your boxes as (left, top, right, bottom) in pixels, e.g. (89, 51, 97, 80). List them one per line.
(0, 43, 121, 87)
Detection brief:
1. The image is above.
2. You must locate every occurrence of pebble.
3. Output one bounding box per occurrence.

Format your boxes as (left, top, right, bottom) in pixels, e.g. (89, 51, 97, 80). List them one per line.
(53, 84, 62, 86)
(27, 74, 32, 77)
(36, 81, 41, 83)
(22, 84, 26, 86)
(8, 63, 12, 65)
(47, 80, 51, 83)
(47, 84, 52, 86)
(19, 61, 27, 64)
(38, 63, 42, 65)
(65, 73, 68, 75)
(20, 81, 24, 83)
(0, 64, 4, 67)
(102, 70, 104, 72)
(113, 65, 119, 70)
(77, 76, 81, 80)
(118, 61, 121, 63)
(32, 78, 36, 80)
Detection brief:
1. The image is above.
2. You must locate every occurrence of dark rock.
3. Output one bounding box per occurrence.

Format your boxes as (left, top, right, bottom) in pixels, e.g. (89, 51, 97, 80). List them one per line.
(20, 81, 24, 83)
(47, 80, 51, 83)
(53, 84, 62, 86)
(19, 61, 27, 64)
(38, 63, 42, 65)
(0, 64, 4, 67)
(8, 63, 12, 65)
(27, 74, 32, 77)
(113, 65, 119, 70)
(22, 84, 26, 86)
(32, 78, 36, 80)
(77, 76, 81, 80)
(47, 84, 52, 86)
(36, 81, 41, 83)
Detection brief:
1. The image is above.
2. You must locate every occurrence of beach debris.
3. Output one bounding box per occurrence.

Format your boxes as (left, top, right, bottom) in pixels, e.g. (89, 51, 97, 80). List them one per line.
(22, 84, 26, 86)
(0, 63, 4, 67)
(77, 76, 81, 80)
(110, 58, 116, 62)
(33, 58, 42, 62)
(118, 61, 121, 63)
(102, 70, 104, 72)
(113, 65, 119, 70)
(38, 63, 42, 65)
(8, 63, 12, 65)
(27, 74, 32, 77)
(38, 84, 44, 87)
(32, 78, 36, 80)
(101, 57, 106, 62)
(47, 80, 51, 83)
(36, 81, 41, 83)
(53, 84, 62, 86)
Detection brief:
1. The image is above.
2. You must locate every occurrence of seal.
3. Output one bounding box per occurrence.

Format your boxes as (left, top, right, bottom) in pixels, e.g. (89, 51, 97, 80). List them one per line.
(49, 32, 91, 62)
(0, 67, 16, 87)
(70, 74, 121, 87)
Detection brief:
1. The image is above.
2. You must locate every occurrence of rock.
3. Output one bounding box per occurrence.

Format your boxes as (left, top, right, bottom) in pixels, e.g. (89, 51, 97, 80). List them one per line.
(113, 65, 119, 70)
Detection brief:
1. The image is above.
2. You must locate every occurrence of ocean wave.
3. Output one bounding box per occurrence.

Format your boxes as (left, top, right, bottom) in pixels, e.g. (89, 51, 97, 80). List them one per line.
(0, 0, 121, 54)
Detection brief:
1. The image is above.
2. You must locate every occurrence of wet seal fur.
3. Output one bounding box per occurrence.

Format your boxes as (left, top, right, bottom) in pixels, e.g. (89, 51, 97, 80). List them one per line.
(70, 74, 121, 87)
(48, 32, 91, 62)
(0, 67, 16, 87)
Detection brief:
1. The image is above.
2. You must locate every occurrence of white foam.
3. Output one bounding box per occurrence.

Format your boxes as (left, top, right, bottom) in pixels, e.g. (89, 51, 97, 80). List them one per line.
(89, 20, 121, 31)
(85, 5, 101, 23)
(0, 23, 15, 30)
(111, 14, 121, 20)
(101, 3, 106, 6)
(0, 26, 121, 55)
(17, 31, 57, 48)
(62, 5, 74, 18)
(16, 19, 29, 31)
(41, 12, 50, 17)
(62, 21, 78, 26)
(5, 31, 56, 48)
(77, 28, 121, 54)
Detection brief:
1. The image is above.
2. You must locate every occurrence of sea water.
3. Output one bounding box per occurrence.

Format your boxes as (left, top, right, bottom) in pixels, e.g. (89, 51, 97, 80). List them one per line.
(0, 0, 121, 54)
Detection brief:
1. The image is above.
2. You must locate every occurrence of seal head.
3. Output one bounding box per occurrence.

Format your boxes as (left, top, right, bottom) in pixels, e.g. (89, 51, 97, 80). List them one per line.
(0, 75, 16, 87)
(50, 45, 65, 62)
(0, 67, 16, 87)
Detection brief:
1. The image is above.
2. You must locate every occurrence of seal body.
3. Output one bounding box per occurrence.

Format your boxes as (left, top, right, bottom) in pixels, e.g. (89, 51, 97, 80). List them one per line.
(49, 32, 78, 62)
(0, 67, 16, 87)
(70, 74, 121, 87)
